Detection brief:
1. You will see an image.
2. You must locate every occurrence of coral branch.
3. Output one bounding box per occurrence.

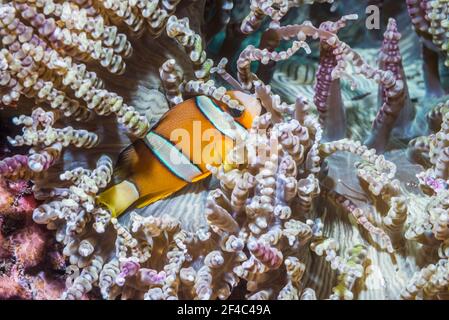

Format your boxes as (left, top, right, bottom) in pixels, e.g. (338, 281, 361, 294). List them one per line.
(365, 18, 412, 152)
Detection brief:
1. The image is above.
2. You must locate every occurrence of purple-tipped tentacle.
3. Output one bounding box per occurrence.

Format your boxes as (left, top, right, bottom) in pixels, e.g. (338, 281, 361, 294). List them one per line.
(365, 18, 411, 152)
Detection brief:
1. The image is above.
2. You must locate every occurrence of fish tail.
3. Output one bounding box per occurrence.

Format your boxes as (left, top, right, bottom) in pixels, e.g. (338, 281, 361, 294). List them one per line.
(97, 142, 142, 217)
(97, 180, 140, 218)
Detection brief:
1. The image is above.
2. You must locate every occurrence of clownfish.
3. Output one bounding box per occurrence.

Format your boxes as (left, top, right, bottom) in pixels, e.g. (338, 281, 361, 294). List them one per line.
(96, 91, 262, 218)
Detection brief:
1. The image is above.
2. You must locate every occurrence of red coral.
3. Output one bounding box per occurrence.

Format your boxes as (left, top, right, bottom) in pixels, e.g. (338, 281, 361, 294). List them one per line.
(0, 176, 67, 300)
(0, 226, 10, 259)
(0, 178, 35, 216)
(0, 267, 31, 300)
(47, 249, 66, 272)
(0, 180, 13, 214)
(12, 224, 47, 269)
(30, 272, 65, 300)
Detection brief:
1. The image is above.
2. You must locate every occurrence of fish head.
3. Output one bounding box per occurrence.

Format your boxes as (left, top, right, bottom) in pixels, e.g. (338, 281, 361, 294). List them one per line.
(223, 91, 262, 129)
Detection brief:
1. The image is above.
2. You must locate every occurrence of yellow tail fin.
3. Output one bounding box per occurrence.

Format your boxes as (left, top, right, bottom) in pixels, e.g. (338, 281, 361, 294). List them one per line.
(96, 180, 140, 218)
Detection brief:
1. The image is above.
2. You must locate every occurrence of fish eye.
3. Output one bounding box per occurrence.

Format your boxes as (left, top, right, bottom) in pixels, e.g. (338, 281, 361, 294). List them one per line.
(228, 107, 244, 118)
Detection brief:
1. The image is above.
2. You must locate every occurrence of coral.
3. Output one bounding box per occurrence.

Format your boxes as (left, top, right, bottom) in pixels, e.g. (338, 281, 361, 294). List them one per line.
(0, 3, 149, 137)
(311, 240, 367, 300)
(166, 15, 213, 80)
(0, 176, 66, 300)
(407, 0, 449, 97)
(12, 223, 47, 269)
(240, 0, 334, 34)
(314, 14, 357, 139)
(159, 59, 184, 106)
(364, 18, 413, 152)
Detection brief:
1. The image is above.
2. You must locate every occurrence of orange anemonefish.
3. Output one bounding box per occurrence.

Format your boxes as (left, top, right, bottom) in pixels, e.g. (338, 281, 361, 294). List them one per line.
(96, 91, 262, 218)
